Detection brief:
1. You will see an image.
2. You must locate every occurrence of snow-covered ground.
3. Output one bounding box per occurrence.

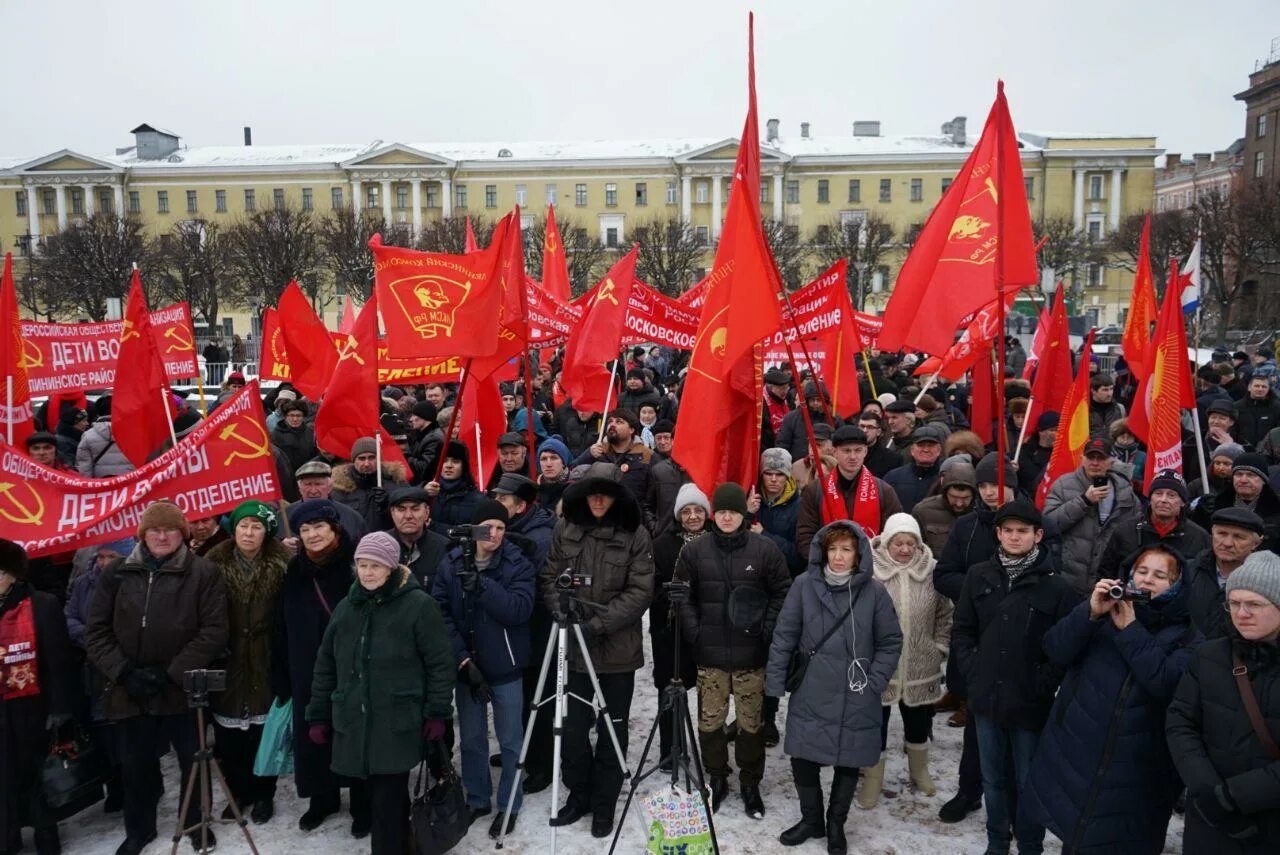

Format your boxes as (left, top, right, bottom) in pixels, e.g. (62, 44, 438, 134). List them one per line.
(40, 625, 1185, 855)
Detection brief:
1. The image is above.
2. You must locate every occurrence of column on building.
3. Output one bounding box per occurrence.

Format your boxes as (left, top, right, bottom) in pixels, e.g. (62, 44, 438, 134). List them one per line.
(1109, 169, 1123, 232)
(681, 174, 691, 223)
(1073, 169, 1085, 230)
(25, 186, 40, 241)
(411, 179, 422, 236)
(380, 179, 393, 222)
(442, 177, 453, 218)
(773, 173, 783, 222)
(82, 184, 95, 216)
(112, 184, 124, 218)
(350, 178, 363, 222)
(54, 184, 67, 231)
(710, 176, 722, 240)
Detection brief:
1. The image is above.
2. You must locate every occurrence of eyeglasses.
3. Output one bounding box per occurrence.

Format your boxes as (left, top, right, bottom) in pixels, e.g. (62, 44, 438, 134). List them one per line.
(1224, 599, 1277, 615)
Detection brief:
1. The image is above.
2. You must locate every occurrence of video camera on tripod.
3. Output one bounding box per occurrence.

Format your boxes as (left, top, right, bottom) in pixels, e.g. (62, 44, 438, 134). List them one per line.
(447, 525, 494, 593)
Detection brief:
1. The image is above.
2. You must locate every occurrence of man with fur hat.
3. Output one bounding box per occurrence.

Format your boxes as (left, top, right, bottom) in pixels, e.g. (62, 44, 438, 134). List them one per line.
(331, 437, 408, 533)
(540, 462, 653, 838)
(794, 425, 903, 559)
(883, 424, 947, 513)
(85, 502, 229, 855)
(775, 379, 843, 463)
(1095, 469, 1209, 580)
(1192, 453, 1280, 552)
(573, 408, 652, 509)
(674, 482, 791, 820)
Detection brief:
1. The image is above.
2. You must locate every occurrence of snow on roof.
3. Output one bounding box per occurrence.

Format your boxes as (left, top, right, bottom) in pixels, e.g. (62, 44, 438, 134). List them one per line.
(119, 143, 373, 168)
(415, 138, 723, 161)
(779, 134, 980, 157)
(0, 156, 34, 170)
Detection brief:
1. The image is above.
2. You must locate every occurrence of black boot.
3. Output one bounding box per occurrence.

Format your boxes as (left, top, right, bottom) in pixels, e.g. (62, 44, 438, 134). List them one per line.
(741, 784, 765, 819)
(826, 770, 858, 855)
(937, 791, 982, 823)
(708, 776, 729, 813)
(33, 827, 61, 855)
(103, 768, 124, 814)
(779, 784, 825, 846)
(548, 797, 589, 828)
(298, 793, 340, 831)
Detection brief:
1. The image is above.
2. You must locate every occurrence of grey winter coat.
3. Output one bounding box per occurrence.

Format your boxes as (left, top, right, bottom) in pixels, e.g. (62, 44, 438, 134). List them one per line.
(1043, 466, 1139, 595)
(765, 520, 902, 769)
(76, 419, 134, 477)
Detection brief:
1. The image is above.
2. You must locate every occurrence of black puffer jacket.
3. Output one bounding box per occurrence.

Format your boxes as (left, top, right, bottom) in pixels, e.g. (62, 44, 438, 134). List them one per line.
(645, 457, 692, 539)
(405, 426, 443, 484)
(1167, 630, 1280, 853)
(951, 546, 1081, 730)
(1234, 390, 1280, 450)
(674, 525, 791, 671)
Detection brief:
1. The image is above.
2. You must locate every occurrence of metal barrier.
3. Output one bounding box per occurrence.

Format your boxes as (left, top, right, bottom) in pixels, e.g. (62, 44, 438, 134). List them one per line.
(201, 362, 260, 386)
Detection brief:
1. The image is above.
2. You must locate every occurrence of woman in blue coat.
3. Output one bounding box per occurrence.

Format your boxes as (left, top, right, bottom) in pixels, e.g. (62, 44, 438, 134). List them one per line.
(1022, 543, 1199, 854)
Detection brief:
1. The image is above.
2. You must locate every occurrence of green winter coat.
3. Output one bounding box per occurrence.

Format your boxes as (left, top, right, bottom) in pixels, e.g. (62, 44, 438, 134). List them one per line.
(306, 566, 455, 778)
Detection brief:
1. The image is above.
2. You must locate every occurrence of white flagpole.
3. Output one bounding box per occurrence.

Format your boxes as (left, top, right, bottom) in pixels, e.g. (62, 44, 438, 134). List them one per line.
(162, 387, 178, 448)
(595, 358, 620, 445)
(1012, 394, 1035, 462)
(913, 367, 943, 406)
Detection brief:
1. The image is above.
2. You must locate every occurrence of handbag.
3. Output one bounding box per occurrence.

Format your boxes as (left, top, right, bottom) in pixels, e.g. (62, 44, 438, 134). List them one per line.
(40, 724, 108, 817)
(411, 742, 469, 855)
(638, 784, 713, 855)
(784, 592, 858, 694)
(253, 698, 295, 776)
(1232, 651, 1280, 761)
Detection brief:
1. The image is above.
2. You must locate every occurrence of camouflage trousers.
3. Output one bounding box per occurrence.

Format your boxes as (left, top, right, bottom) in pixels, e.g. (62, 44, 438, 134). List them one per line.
(696, 667, 766, 784)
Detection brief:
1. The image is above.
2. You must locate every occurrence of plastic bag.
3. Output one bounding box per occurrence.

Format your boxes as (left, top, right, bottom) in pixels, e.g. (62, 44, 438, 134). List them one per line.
(638, 784, 714, 855)
(252, 698, 294, 776)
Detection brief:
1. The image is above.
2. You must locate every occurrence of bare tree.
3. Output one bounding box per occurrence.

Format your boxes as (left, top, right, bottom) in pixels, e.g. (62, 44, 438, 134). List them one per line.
(12, 241, 65, 320)
(34, 213, 151, 320)
(1032, 215, 1094, 301)
(524, 214, 611, 295)
(418, 215, 496, 255)
(226, 205, 325, 309)
(630, 215, 707, 297)
(1109, 209, 1196, 290)
(151, 218, 232, 331)
(1194, 183, 1280, 344)
(811, 213, 896, 308)
(318, 209, 415, 302)
(761, 218, 809, 290)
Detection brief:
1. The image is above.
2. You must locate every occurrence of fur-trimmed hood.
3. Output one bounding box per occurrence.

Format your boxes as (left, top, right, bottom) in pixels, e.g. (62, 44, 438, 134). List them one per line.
(331, 461, 409, 493)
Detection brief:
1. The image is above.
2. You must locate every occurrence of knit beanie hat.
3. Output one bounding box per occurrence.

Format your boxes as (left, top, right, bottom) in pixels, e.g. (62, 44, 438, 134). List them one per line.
(411, 401, 438, 423)
(537, 435, 572, 468)
(880, 512, 922, 546)
(1148, 469, 1189, 503)
(0, 538, 29, 581)
(354, 531, 401, 570)
(607, 407, 642, 434)
(350, 436, 377, 459)
(1233, 453, 1270, 481)
(760, 447, 793, 475)
(975, 452, 1016, 487)
(229, 500, 280, 538)
(1225, 550, 1280, 608)
(1212, 442, 1246, 463)
(674, 483, 711, 519)
(470, 499, 510, 526)
(138, 501, 189, 539)
(711, 483, 748, 515)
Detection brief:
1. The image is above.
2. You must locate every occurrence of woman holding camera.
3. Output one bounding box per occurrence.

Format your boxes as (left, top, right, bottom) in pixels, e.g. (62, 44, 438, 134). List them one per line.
(1167, 549, 1280, 853)
(765, 521, 902, 855)
(1022, 544, 1198, 854)
(207, 501, 290, 824)
(307, 532, 455, 855)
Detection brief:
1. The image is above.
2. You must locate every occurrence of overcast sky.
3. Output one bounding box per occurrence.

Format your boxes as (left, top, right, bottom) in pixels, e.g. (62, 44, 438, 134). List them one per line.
(3, 0, 1271, 161)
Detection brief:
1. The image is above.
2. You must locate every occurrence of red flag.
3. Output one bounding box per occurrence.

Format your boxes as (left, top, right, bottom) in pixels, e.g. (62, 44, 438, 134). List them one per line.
(464, 217, 479, 254)
(673, 14, 784, 493)
(313, 290, 410, 472)
(1121, 214, 1159, 380)
(878, 81, 1038, 354)
(1024, 284, 1073, 434)
(114, 270, 175, 467)
(913, 291, 1018, 383)
(541, 204, 572, 303)
(970, 352, 997, 446)
(560, 247, 639, 412)
(454, 371, 507, 487)
(278, 281, 338, 400)
(470, 211, 530, 381)
(1022, 296, 1055, 380)
(338, 298, 357, 334)
(0, 254, 33, 448)
(1036, 330, 1097, 508)
(1133, 261, 1197, 489)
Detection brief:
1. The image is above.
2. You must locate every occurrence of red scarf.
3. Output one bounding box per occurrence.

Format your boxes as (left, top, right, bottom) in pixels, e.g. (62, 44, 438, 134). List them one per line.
(764, 393, 790, 435)
(0, 598, 40, 700)
(821, 465, 882, 537)
(1151, 516, 1178, 538)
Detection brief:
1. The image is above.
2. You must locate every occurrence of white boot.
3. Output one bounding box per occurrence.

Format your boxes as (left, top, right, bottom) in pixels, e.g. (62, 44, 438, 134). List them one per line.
(905, 741, 936, 796)
(855, 754, 886, 809)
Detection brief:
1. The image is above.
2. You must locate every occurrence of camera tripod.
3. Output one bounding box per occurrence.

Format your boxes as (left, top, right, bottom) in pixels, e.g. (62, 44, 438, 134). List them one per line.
(170, 695, 259, 854)
(608, 586, 720, 855)
(496, 583, 630, 853)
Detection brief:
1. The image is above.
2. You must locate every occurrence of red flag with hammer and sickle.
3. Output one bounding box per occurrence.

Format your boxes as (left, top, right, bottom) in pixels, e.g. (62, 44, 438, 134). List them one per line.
(541, 204, 572, 303)
(278, 281, 339, 401)
(560, 246, 639, 413)
(114, 270, 176, 467)
(0, 254, 33, 449)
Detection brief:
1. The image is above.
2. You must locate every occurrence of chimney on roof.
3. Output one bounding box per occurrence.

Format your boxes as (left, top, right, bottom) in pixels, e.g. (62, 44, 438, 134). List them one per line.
(130, 124, 180, 160)
(800, 122, 810, 139)
(1165, 152, 1181, 168)
(853, 121, 881, 137)
(1193, 153, 1211, 168)
(941, 116, 966, 146)
(244, 126, 252, 147)
(766, 118, 780, 143)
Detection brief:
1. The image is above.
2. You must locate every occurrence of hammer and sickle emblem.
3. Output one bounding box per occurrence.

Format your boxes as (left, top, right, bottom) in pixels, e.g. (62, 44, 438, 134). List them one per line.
(962, 177, 998, 208)
(597, 278, 620, 306)
(162, 326, 194, 353)
(545, 231, 560, 254)
(120, 320, 141, 344)
(218, 418, 271, 465)
(0, 481, 45, 526)
(20, 340, 43, 369)
(336, 334, 365, 365)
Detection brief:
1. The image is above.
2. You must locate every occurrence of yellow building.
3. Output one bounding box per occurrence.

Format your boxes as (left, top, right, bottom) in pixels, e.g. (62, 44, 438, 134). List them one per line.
(0, 120, 1160, 334)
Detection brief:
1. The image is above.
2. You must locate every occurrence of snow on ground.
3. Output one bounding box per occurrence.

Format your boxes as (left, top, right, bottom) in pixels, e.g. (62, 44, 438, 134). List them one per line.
(42, 624, 1186, 855)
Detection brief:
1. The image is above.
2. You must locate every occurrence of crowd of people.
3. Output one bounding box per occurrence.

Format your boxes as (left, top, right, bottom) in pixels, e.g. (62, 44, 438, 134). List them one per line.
(4, 340, 1280, 855)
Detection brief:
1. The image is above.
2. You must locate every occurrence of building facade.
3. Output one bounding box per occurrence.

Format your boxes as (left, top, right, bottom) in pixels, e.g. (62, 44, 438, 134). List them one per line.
(1155, 142, 1243, 211)
(1236, 41, 1280, 185)
(0, 119, 1160, 335)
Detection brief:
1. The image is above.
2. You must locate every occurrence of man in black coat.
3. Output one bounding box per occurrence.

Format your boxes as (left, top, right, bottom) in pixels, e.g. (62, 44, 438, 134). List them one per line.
(951, 500, 1080, 855)
(883, 424, 945, 513)
(857, 411, 903, 478)
(385, 486, 449, 589)
(552, 402, 602, 459)
(673, 483, 790, 820)
(1016, 413, 1058, 497)
(1192, 454, 1280, 552)
(775, 380, 842, 463)
(1185, 507, 1267, 640)
(1234, 376, 1280, 449)
(1094, 469, 1209, 579)
(760, 368, 794, 451)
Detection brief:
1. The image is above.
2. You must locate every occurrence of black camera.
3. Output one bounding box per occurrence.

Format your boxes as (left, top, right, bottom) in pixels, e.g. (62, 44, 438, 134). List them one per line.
(448, 524, 493, 542)
(1092, 476, 1109, 488)
(1107, 584, 1151, 603)
(555, 569, 593, 590)
(182, 669, 226, 695)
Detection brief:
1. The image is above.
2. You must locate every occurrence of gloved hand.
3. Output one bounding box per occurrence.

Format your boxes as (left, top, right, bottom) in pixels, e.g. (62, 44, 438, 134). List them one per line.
(121, 666, 168, 700)
(460, 568, 482, 595)
(370, 486, 388, 509)
(308, 723, 331, 745)
(667, 582, 690, 607)
(45, 712, 73, 732)
(422, 718, 446, 742)
(1192, 784, 1240, 827)
(460, 661, 492, 704)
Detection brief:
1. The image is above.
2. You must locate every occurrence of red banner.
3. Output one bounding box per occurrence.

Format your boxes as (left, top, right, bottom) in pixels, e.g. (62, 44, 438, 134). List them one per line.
(20, 303, 199, 394)
(526, 278, 580, 348)
(0, 382, 281, 557)
(622, 283, 700, 349)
